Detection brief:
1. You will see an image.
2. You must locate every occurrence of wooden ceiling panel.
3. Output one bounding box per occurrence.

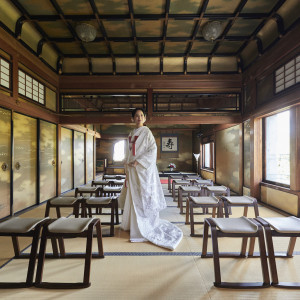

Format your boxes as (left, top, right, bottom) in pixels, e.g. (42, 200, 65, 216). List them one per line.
(132, 0, 165, 14)
(0, 0, 298, 76)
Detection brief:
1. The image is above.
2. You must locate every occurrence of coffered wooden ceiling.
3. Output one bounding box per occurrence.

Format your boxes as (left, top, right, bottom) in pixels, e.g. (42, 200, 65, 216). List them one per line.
(0, 0, 299, 76)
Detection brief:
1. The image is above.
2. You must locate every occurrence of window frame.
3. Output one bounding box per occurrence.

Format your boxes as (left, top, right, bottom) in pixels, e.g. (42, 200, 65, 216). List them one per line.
(274, 53, 300, 94)
(112, 139, 126, 164)
(201, 141, 214, 171)
(0, 55, 12, 91)
(18, 69, 45, 106)
(262, 110, 290, 188)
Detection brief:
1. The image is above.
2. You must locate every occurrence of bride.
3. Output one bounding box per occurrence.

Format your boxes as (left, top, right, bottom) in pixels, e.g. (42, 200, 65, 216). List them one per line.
(118, 108, 183, 250)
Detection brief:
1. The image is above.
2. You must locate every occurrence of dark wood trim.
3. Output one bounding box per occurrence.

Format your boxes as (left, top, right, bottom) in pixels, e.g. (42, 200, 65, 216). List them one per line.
(37, 119, 40, 205)
(290, 106, 300, 191)
(250, 117, 262, 199)
(239, 123, 243, 195)
(260, 182, 300, 197)
(59, 113, 242, 125)
(0, 93, 59, 123)
(56, 124, 61, 196)
(84, 132, 87, 184)
(59, 74, 242, 90)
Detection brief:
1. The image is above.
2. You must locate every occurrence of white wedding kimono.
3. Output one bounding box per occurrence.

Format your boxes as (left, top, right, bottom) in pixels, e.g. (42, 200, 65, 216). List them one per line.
(118, 126, 183, 250)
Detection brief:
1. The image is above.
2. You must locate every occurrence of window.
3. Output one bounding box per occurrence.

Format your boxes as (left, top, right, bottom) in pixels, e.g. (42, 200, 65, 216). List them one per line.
(0, 57, 10, 89)
(18, 70, 45, 104)
(113, 140, 125, 162)
(202, 142, 214, 170)
(264, 110, 290, 186)
(275, 54, 300, 93)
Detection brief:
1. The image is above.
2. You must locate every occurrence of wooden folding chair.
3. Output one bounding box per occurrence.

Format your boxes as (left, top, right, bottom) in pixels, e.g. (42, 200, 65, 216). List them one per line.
(35, 217, 104, 289)
(0, 217, 49, 288)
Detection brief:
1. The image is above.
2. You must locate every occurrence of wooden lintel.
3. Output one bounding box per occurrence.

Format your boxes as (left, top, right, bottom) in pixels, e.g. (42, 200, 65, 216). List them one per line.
(0, 93, 59, 123)
(59, 74, 242, 90)
(61, 124, 101, 138)
(59, 113, 242, 125)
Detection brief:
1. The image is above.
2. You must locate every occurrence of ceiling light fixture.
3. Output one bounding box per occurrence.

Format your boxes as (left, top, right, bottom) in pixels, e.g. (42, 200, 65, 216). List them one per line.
(202, 21, 222, 42)
(75, 23, 97, 42)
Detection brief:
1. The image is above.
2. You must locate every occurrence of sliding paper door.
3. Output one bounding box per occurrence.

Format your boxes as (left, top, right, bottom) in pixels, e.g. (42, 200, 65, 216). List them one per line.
(40, 120, 57, 202)
(61, 127, 73, 193)
(0, 108, 11, 218)
(86, 134, 93, 183)
(74, 131, 85, 187)
(13, 113, 37, 213)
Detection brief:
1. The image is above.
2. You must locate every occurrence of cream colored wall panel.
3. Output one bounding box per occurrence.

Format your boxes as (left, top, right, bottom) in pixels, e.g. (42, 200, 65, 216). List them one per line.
(61, 127, 73, 193)
(40, 120, 56, 202)
(200, 170, 214, 181)
(91, 58, 113, 73)
(13, 113, 37, 213)
(163, 57, 184, 73)
(115, 58, 136, 73)
(21, 22, 42, 52)
(261, 185, 298, 216)
(243, 186, 250, 196)
(74, 131, 85, 187)
(41, 43, 58, 70)
(62, 58, 89, 73)
(187, 57, 208, 73)
(86, 134, 94, 183)
(0, 107, 11, 218)
(45, 87, 57, 112)
(0, 0, 21, 32)
(216, 124, 241, 193)
(139, 57, 160, 73)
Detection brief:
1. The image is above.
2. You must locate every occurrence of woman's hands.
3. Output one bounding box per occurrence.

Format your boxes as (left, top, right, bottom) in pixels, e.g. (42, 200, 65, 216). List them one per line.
(128, 160, 139, 167)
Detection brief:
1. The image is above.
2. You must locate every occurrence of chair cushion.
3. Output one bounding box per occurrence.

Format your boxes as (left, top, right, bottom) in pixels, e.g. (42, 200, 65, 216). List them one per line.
(206, 186, 227, 191)
(180, 186, 201, 192)
(86, 197, 112, 205)
(48, 217, 95, 233)
(261, 216, 300, 233)
(190, 196, 219, 204)
(173, 180, 190, 184)
(213, 217, 258, 233)
(50, 197, 78, 205)
(103, 186, 122, 192)
(0, 217, 48, 233)
(193, 179, 212, 185)
(93, 180, 109, 185)
(76, 187, 97, 192)
(222, 196, 256, 204)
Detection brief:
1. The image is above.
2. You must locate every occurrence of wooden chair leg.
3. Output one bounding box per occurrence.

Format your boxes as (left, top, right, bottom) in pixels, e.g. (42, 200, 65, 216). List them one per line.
(35, 228, 48, 285)
(240, 237, 248, 257)
(243, 206, 248, 217)
(210, 225, 222, 286)
(185, 198, 190, 225)
(256, 224, 270, 286)
(45, 202, 51, 217)
(11, 236, 21, 257)
(26, 225, 41, 286)
(56, 207, 61, 218)
(190, 202, 195, 236)
(110, 202, 115, 236)
(287, 237, 297, 257)
(83, 223, 93, 288)
(201, 219, 210, 257)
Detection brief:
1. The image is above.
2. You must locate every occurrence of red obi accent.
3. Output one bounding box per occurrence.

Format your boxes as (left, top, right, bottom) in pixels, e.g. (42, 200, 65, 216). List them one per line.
(129, 135, 139, 156)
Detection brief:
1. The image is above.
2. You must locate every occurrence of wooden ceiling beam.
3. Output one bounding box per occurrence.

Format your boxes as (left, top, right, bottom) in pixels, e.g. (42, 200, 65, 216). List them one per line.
(59, 74, 242, 90)
(59, 113, 242, 125)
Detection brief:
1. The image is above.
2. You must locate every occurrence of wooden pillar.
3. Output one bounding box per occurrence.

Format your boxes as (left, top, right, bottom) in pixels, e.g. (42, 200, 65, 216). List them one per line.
(290, 106, 300, 191)
(57, 124, 61, 195)
(250, 117, 262, 199)
(147, 88, 153, 121)
(239, 123, 244, 195)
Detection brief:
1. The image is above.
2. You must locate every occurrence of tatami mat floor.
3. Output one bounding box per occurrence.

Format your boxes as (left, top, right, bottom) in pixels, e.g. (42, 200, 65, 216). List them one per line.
(1, 184, 300, 299)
